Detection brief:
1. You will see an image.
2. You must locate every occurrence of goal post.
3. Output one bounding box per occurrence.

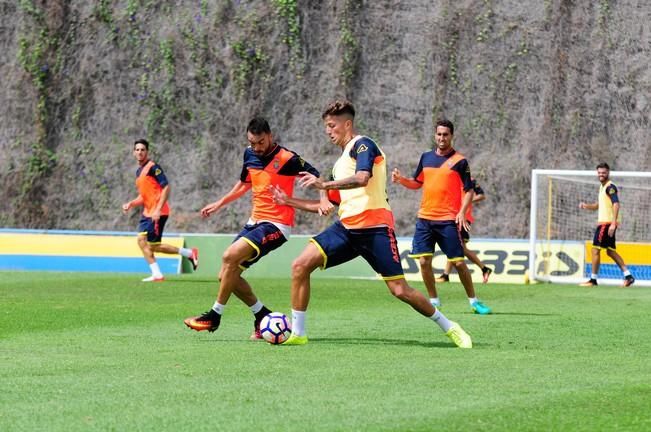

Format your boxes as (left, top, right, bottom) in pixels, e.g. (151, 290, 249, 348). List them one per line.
(529, 169, 651, 286)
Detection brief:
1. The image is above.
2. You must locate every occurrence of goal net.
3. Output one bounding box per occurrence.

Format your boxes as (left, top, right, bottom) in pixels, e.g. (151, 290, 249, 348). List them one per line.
(529, 169, 651, 286)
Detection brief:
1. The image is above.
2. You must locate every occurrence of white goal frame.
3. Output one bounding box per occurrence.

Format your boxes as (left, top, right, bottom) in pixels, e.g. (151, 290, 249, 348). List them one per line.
(529, 169, 651, 286)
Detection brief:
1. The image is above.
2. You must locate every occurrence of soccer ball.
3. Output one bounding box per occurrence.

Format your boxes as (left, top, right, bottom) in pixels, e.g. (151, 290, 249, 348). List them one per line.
(259, 312, 292, 345)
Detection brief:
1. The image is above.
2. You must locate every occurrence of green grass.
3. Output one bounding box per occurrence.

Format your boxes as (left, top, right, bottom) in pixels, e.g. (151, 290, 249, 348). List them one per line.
(1, 271, 651, 431)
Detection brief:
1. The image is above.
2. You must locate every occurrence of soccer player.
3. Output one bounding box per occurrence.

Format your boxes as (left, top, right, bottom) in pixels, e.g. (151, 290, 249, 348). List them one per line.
(391, 119, 491, 314)
(277, 100, 472, 348)
(122, 139, 199, 282)
(183, 117, 326, 339)
(435, 177, 493, 285)
(578, 162, 635, 287)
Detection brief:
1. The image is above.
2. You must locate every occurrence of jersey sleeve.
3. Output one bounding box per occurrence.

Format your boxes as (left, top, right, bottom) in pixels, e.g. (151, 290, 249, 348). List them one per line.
(278, 152, 320, 177)
(412, 154, 425, 183)
(472, 179, 484, 195)
(240, 149, 251, 183)
(350, 137, 382, 175)
(452, 159, 473, 191)
(149, 164, 169, 187)
(606, 184, 619, 204)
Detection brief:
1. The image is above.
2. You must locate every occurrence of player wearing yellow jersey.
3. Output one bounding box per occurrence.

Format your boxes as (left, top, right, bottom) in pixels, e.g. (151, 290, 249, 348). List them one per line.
(122, 139, 199, 282)
(278, 100, 472, 348)
(579, 162, 635, 287)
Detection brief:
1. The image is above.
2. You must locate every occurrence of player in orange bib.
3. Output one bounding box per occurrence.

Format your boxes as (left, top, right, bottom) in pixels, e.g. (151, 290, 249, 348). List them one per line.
(183, 117, 324, 340)
(392, 119, 491, 315)
(122, 139, 199, 282)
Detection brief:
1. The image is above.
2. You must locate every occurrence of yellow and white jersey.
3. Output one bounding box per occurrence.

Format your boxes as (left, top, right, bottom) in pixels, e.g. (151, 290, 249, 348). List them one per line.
(332, 135, 394, 229)
(597, 180, 622, 225)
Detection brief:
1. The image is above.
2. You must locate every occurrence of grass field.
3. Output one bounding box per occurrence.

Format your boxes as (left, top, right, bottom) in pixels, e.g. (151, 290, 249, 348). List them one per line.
(2, 271, 651, 431)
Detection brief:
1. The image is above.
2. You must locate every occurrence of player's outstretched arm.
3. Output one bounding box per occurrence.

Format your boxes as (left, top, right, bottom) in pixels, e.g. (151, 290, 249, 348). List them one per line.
(270, 185, 321, 213)
(318, 190, 335, 216)
(299, 170, 371, 191)
(201, 181, 252, 218)
(579, 201, 598, 211)
(391, 168, 421, 190)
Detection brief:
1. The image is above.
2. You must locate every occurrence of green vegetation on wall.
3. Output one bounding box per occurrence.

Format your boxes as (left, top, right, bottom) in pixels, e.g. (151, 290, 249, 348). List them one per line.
(15, 1, 62, 222)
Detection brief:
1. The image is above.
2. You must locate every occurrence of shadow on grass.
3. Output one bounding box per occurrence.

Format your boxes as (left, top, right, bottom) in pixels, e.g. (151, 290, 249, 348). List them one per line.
(196, 337, 484, 349)
(458, 311, 560, 317)
(162, 278, 217, 284)
(310, 337, 456, 348)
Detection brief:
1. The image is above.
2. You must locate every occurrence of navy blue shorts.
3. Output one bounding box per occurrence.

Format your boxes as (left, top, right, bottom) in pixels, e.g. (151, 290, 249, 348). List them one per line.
(409, 218, 464, 261)
(235, 222, 287, 269)
(592, 224, 616, 250)
(311, 221, 404, 280)
(138, 215, 168, 243)
(460, 222, 471, 243)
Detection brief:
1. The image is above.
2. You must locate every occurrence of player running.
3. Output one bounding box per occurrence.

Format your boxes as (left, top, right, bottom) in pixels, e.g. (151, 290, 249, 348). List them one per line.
(578, 162, 635, 287)
(392, 119, 491, 314)
(122, 139, 199, 282)
(275, 100, 472, 348)
(183, 117, 326, 339)
(435, 178, 493, 285)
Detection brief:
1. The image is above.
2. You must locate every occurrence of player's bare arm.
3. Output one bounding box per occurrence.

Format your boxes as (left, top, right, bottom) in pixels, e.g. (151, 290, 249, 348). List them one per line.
(300, 170, 370, 190)
(122, 195, 144, 213)
(579, 201, 598, 210)
(391, 168, 422, 189)
(609, 202, 620, 236)
(151, 185, 170, 221)
(456, 189, 474, 231)
(318, 190, 335, 216)
(201, 181, 252, 218)
(270, 185, 321, 213)
(472, 193, 486, 203)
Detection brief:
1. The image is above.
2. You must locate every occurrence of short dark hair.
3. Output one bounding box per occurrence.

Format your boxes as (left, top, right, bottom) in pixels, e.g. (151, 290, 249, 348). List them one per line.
(247, 117, 271, 135)
(322, 100, 355, 120)
(435, 119, 454, 135)
(134, 138, 149, 150)
(596, 162, 610, 170)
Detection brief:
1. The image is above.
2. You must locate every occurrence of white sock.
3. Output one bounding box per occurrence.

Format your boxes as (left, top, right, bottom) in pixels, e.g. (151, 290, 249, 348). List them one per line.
(430, 309, 453, 332)
(249, 301, 263, 314)
(591, 273, 598, 280)
(178, 247, 192, 258)
(211, 301, 225, 315)
(430, 297, 440, 307)
(291, 309, 306, 336)
(623, 270, 631, 277)
(468, 297, 477, 306)
(149, 262, 163, 278)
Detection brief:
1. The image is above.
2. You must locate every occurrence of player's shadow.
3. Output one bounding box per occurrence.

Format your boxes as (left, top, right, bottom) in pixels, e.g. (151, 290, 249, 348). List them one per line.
(196, 337, 483, 348)
(309, 337, 471, 349)
(460, 311, 559, 317)
(164, 278, 217, 284)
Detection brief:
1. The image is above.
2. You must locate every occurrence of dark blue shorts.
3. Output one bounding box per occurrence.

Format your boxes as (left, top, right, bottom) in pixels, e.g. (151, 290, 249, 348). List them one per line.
(138, 215, 168, 243)
(460, 223, 471, 242)
(235, 222, 287, 269)
(409, 218, 464, 261)
(592, 224, 616, 250)
(311, 221, 404, 280)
